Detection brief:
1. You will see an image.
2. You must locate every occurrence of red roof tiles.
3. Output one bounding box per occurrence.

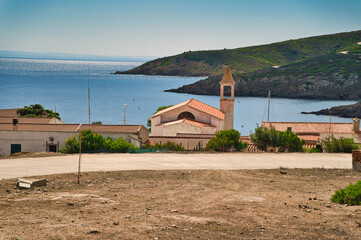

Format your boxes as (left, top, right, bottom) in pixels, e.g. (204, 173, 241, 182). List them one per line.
(262, 121, 355, 134)
(163, 118, 215, 128)
(152, 98, 225, 120)
(0, 123, 145, 134)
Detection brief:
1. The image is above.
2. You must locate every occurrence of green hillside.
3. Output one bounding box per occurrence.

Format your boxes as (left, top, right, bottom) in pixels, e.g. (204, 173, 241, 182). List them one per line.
(116, 30, 361, 100)
(116, 30, 361, 77)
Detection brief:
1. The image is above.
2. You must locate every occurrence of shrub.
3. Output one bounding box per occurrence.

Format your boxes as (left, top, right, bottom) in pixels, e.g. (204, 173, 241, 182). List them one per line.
(279, 130, 305, 152)
(143, 141, 185, 151)
(251, 125, 304, 152)
(61, 130, 136, 153)
(331, 180, 361, 205)
(322, 135, 357, 153)
(251, 125, 280, 151)
(104, 137, 135, 153)
(206, 129, 248, 152)
(61, 136, 80, 153)
(310, 147, 321, 153)
(79, 130, 105, 152)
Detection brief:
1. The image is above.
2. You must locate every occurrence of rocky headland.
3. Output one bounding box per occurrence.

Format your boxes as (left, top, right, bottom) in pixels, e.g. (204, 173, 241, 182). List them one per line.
(302, 101, 361, 118)
(115, 30, 361, 115)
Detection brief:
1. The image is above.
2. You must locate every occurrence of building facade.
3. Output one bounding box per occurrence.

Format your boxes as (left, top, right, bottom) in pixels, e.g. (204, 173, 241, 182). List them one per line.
(262, 117, 361, 144)
(0, 123, 149, 156)
(150, 67, 235, 137)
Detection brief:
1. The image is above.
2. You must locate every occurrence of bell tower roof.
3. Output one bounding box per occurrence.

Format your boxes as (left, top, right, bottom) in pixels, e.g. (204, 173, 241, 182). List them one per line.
(220, 66, 235, 84)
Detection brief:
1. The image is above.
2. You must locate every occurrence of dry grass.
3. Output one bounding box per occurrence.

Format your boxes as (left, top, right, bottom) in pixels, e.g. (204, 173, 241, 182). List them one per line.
(1, 168, 361, 239)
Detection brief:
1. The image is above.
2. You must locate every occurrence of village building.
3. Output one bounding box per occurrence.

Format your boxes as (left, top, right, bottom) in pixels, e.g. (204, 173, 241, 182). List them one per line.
(0, 122, 149, 156)
(0, 108, 65, 124)
(149, 67, 236, 149)
(0, 108, 149, 156)
(262, 117, 361, 145)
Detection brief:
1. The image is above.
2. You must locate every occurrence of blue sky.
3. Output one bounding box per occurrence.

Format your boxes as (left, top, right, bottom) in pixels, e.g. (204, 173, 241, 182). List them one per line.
(0, 0, 360, 57)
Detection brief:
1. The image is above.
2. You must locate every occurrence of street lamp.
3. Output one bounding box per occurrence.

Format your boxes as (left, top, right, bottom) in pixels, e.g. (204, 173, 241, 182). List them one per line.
(123, 104, 127, 125)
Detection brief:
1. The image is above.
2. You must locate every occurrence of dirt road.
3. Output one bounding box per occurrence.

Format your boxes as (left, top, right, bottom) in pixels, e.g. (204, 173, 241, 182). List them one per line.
(0, 152, 351, 179)
(1, 169, 360, 239)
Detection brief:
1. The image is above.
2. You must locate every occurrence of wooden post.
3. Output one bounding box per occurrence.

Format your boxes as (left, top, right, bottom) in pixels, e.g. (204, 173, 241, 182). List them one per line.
(78, 132, 82, 184)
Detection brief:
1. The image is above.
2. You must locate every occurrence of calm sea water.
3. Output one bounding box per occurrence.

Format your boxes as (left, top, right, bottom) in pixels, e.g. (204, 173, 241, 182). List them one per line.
(0, 58, 356, 135)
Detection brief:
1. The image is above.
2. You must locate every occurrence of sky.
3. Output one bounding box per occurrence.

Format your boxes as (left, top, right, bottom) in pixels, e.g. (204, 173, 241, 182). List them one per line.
(0, 0, 361, 58)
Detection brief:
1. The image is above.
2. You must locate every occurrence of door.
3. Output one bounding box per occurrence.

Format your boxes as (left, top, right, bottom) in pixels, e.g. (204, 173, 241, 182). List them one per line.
(49, 145, 57, 152)
(11, 144, 21, 154)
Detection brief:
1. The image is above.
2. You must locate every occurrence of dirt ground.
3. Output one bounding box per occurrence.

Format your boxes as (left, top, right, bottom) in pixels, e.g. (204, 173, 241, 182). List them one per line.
(0, 152, 63, 159)
(1, 169, 361, 240)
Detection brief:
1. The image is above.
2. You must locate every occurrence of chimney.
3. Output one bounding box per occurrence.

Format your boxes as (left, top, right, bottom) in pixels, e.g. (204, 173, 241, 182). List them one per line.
(353, 117, 360, 133)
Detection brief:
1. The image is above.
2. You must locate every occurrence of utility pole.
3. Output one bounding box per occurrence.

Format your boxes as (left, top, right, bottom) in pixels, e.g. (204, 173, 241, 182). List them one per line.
(123, 104, 127, 125)
(76, 124, 82, 184)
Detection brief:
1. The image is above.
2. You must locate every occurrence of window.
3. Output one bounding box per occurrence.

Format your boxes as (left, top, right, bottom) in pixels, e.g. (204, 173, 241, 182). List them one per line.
(11, 144, 21, 154)
(177, 111, 195, 120)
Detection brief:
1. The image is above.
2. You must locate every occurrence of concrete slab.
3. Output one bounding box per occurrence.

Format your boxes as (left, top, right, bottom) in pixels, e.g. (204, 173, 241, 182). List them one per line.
(0, 152, 352, 179)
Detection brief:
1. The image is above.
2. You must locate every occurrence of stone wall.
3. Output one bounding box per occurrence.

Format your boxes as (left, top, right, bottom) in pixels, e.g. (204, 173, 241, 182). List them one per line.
(352, 150, 361, 172)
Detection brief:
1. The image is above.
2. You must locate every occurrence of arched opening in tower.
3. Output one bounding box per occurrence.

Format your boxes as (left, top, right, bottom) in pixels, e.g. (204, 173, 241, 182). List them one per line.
(223, 86, 232, 99)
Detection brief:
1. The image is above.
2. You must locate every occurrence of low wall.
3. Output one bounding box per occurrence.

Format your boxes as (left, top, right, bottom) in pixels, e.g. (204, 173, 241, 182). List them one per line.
(150, 136, 213, 150)
(352, 150, 361, 172)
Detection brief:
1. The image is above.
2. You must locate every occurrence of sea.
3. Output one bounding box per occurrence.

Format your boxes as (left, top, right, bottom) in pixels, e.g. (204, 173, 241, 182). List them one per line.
(0, 57, 357, 136)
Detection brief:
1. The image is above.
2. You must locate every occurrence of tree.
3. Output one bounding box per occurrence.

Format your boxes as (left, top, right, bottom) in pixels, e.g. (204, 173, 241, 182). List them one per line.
(251, 125, 304, 152)
(17, 104, 61, 119)
(206, 129, 248, 152)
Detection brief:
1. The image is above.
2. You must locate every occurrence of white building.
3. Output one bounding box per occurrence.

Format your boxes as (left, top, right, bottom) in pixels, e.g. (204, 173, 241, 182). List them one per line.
(150, 67, 235, 137)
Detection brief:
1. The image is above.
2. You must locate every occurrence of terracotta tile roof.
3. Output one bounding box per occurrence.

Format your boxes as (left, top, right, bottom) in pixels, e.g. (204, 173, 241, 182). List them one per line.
(0, 123, 146, 134)
(0, 108, 19, 117)
(152, 99, 225, 120)
(0, 116, 60, 124)
(298, 134, 320, 142)
(220, 66, 235, 84)
(163, 118, 215, 128)
(262, 121, 355, 134)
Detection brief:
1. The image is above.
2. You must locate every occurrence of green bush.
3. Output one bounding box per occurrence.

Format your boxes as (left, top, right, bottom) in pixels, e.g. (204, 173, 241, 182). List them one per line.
(61, 136, 80, 153)
(279, 130, 305, 152)
(251, 125, 304, 152)
(104, 137, 135, 153)
(143, 141, 185, 151)
(322, 135, 357, 153)
(17, 104, 61, 119)
(309, 147, 321, 153)
(61, 130, 136, 153)
(331, 180, 361, 205)
(206, 129, 248, 152)
(251, 125, 280, 151)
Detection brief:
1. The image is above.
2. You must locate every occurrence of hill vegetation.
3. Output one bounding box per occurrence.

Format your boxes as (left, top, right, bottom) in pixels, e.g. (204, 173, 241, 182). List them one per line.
(115, 30, 361, 100)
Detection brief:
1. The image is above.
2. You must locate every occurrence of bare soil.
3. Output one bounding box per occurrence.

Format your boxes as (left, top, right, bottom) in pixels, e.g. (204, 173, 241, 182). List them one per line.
(0, 152, 64, 160)
(1, 169, 361, 239)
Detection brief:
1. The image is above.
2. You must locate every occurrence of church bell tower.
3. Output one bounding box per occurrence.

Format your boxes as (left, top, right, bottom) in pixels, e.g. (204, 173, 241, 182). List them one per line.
(220, 66, 235, 130)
